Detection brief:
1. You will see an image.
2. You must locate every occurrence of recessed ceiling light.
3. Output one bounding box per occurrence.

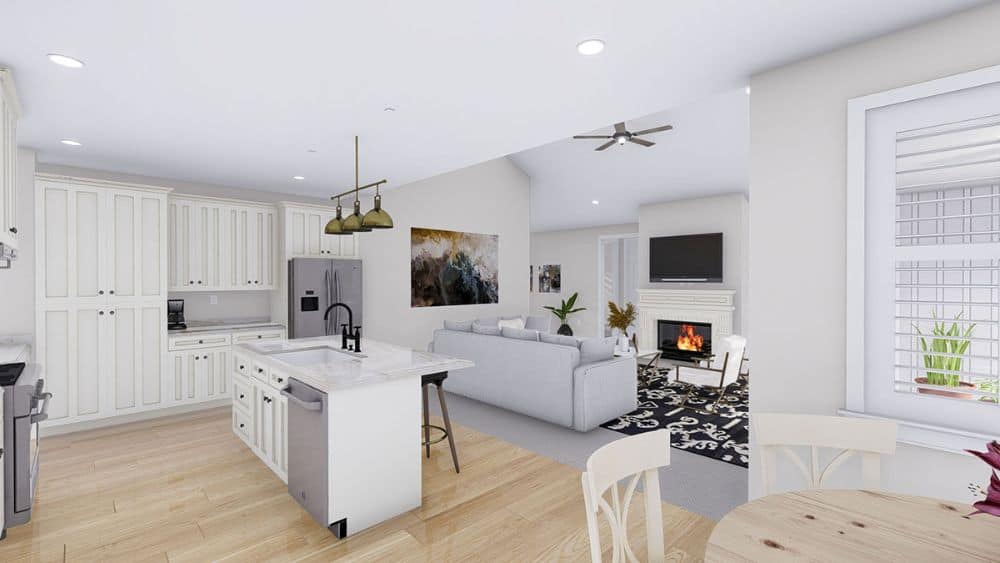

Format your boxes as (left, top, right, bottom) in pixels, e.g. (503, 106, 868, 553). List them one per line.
(60, 139, 82, 146)
(48, 54, 85, 68)
(745, 85, 751, 95)
(591, 200, 600, 205)
(577, 39, 605, 56)
(292, 175, 305, 180)
(307, 148, 318, 153)
(384, 106, 396, 112)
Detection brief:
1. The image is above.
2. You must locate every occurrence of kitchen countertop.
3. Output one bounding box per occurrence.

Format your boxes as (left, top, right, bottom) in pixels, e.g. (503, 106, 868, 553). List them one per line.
(168, 319, 285, 335)
(236, 336, 473, 392)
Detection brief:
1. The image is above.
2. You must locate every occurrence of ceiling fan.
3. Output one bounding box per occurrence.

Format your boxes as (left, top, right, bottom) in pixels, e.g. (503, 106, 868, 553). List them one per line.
(573, 121, 673, 151)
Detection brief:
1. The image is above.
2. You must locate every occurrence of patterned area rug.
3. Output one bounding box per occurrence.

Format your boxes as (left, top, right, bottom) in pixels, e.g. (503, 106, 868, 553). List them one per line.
(601, 367, 749, 468)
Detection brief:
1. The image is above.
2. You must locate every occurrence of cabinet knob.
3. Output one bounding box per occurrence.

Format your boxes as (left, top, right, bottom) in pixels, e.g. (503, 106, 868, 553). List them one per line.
(239, 423, 245, 428)
(99, 310, 104, 315)
(239, 394, 245, 399)
(197, 281, 202, 284)
(99, 290, 104, 295)
(257, 335, 262, 339)
(255, 280, 259, 284)
(110, 310, 115, 315)
(8, 227, 16, 234)
(109, 290, 114, 295)
(276, 377, 283, 383)
(198, 340, 204, 344)
(189, 280, 194, 285)
(257, 368, 264, 373)
(239, 365, 245, 370)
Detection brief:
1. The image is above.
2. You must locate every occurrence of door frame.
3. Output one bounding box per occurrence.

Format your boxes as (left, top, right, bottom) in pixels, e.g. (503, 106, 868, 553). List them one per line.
(596, 233, 639, 338)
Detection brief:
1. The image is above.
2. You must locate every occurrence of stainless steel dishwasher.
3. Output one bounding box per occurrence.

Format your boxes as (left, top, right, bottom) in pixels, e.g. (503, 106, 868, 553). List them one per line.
(281, 378, 347, 537)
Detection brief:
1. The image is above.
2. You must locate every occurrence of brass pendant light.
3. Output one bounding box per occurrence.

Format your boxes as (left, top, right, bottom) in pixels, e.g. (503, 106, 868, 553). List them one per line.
(362, 184, 393, 229)
(324, 197, 350, 235)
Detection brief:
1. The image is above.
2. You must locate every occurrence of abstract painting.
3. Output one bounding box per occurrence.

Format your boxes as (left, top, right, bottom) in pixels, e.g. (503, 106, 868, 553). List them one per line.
(530, 265, 534, 292)
(411, 228, 499, 307)
(538, 264, 561, 293)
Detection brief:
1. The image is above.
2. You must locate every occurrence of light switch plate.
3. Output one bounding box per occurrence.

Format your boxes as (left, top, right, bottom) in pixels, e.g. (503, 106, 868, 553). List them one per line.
(209, 295, 218, 305)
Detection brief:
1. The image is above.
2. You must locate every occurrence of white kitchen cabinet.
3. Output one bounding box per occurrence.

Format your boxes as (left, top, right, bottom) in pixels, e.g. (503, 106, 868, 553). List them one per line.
(167, 346, 229, 405)
(235, 357, 288, 482)
(0, 69, 20, 256)
(281, 203, 360, 259)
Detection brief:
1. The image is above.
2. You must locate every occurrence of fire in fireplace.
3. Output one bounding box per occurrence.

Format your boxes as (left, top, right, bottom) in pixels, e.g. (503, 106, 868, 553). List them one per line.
(658, 320, 712, 360)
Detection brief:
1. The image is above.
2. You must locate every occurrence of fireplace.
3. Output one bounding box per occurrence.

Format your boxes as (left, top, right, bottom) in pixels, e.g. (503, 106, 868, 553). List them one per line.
(657, 319, 712, 361)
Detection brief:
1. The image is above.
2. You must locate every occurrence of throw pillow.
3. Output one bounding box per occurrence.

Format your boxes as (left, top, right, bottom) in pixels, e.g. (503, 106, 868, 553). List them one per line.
(579, 336, 616, 364)
(540, 332, 580, 348)
(501, 327, 540, 341)
(474, 317, 499, 329)
(497, 317, 526, 331)
(443, 320, 474, 332)
(472, 323, 501, 337)
(524, 315, 551, 333)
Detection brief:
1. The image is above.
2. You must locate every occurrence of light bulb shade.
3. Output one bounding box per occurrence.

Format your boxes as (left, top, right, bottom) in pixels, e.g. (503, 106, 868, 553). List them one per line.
(341, 200, 372, 232)
(362, 193, 393, 229)
(324, 203, 352, 235)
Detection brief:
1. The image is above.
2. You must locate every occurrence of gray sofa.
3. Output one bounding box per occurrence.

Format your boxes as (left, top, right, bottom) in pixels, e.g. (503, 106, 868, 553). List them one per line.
(431, 323, 637, 431)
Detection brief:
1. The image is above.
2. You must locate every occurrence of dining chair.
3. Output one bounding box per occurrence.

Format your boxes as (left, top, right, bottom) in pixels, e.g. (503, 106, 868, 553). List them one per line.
(581, 429, 670, 563)
(753, 413, 897, 494)
(674, 334, 747, 413)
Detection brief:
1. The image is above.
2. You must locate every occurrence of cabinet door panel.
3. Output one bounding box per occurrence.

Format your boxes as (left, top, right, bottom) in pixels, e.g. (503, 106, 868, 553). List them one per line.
(75, 307, 102, 416)
(306, 213, 322, 256)
(262, 210, 275, 287)
(141, 306, 163, 406)
(40, 185, 69, 299)
(289, 210, 306, 257)
(112, 306, 137, 411)
(341, 233, 357, 258)
(140, 196, 163, 297)
(38, 308, 70, 420)
(197, 204, 221, 288)
(111, 192, 136, 298)
(74, 189, 103, 298)
(170, 353, 184, 402)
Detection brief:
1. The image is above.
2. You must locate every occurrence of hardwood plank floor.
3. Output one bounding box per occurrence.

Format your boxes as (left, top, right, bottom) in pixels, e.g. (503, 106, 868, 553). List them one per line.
(4, 408, 714, 561)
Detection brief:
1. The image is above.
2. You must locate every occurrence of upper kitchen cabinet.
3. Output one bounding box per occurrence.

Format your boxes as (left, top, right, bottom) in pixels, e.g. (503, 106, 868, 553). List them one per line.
(0, 68, 21, 259)
(280, 202, 360, 259)
(168, 196, 275, 291)
(35, 175, 169, 304)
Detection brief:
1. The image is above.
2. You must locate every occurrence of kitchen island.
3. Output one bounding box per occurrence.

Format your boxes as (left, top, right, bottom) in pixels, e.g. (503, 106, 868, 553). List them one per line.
(230, 336, 472, 538)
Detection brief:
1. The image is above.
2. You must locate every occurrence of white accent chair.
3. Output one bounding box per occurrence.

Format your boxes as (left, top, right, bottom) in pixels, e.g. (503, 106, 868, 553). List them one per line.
(581, 429, 670, 563)
(674, 334, 746, 413)
(753, 414, 898, 494)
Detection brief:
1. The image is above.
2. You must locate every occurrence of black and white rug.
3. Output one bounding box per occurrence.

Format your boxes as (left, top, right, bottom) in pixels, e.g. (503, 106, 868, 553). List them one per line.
(601, 367, 749, 468)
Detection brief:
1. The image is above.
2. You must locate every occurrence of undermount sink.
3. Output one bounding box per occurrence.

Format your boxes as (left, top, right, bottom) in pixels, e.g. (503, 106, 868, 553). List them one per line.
(269, 346, 365, 366)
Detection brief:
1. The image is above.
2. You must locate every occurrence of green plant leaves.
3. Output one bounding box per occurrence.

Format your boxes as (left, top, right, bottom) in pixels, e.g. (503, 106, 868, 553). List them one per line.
(912, 311, 975, 387)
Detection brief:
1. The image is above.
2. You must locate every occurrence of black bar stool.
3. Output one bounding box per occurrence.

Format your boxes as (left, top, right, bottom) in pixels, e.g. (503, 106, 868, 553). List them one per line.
(422, 371, 460, 473)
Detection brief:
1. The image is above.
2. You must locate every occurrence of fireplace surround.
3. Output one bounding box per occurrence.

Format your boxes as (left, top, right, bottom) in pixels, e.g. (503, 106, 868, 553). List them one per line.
(637, 288, 735, 353)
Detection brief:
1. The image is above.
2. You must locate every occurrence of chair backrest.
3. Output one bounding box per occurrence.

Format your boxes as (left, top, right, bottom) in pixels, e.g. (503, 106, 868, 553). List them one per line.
(711, 335, 746, 387)
(581, 429, 670, 563)
(753, 413, 897, 494)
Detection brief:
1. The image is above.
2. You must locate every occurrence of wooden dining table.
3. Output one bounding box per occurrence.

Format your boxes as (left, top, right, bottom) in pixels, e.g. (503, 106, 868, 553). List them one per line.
(705, 489, 1000, 562)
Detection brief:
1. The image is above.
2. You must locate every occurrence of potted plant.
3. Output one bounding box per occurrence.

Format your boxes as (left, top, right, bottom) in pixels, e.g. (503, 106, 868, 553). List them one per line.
(544, 292, 586, 336)
(966, 441, 1000, 517)
(607, 301, 638, 352)
(912, 312, 976, 400)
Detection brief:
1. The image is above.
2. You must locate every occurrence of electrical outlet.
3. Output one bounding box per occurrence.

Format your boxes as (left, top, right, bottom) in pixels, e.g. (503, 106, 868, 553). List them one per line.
(209, 295, 218, 305)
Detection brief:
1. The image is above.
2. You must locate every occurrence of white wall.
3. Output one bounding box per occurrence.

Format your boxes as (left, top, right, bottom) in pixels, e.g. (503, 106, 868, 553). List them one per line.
(749, 2, 1000, 502)
(638, 194, 749, 335)
(360, 157, 530, 350)
(530, 224, 639, 338)
(0, 148, 37, 339)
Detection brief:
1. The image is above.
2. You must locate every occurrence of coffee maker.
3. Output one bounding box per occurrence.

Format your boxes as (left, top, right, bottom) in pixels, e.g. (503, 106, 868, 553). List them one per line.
(167, 299, 187, 330)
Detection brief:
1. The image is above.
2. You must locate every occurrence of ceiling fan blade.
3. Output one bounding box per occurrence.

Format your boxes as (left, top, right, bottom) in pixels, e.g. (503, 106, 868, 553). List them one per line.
(628, 137, 655, 147)
(573, 135, 612, 139)
(632, 124, 673, 136)
(613, 122, 627, 134)
(595, 140, 616, 151)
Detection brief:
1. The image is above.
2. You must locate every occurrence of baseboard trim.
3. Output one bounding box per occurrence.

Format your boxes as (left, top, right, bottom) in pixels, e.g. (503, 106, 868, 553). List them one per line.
(41, 400, 232, 437)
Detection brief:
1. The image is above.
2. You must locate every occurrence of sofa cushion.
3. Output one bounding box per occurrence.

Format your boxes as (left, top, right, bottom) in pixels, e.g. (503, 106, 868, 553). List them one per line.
(474, 317, 499, 329)
(444, 319, 474, 332)
(579, 337, 616, 364)
(472, 323, 501, 336)
(501, 327, 539, 341)
(497, 317, 526, 331)
(540, 332, 579, 348)
(524, 315, 551, 333)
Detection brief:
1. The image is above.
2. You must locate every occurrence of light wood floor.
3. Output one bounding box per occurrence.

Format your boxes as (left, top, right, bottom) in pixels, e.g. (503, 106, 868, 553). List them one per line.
(2, 408, 714, 562)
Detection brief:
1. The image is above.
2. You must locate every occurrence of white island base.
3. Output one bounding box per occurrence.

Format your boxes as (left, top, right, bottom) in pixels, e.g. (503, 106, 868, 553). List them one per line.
(232, 336, 473, 538)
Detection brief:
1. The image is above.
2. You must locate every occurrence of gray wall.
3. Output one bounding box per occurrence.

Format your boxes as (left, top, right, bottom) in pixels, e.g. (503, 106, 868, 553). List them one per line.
(749, 2, 1000, 501)
(530, 223, 639, 338)
(638, 194, 749, 335)
(0, 148, 37, 339)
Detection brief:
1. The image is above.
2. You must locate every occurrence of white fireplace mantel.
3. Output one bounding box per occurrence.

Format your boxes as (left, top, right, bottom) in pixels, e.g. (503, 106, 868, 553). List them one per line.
(637, 288, 736, 350)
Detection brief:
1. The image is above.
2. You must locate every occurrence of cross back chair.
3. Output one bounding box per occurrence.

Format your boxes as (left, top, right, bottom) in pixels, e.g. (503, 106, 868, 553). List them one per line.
(581, 429, 671, 563)
(753, 413, 898, 493)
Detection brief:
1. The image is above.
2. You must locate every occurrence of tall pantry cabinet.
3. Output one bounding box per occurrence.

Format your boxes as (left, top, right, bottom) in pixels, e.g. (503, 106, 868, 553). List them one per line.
(34, 175, 170, 425)
(0, 69, 20, 258)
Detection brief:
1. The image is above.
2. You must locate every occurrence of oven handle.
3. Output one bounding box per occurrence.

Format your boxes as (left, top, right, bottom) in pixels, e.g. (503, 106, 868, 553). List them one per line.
(30, 392, 52, 424)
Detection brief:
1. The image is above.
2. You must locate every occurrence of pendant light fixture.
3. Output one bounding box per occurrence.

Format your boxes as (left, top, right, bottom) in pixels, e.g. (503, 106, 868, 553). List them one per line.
(324, 197, 349, 235)
(326, 135, 392, 236)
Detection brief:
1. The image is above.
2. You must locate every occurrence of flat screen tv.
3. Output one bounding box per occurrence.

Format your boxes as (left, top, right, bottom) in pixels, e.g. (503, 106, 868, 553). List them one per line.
(649, 233, 723, 282)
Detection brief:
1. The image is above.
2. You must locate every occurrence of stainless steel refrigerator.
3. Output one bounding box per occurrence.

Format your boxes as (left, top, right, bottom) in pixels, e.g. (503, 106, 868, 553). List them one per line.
(288, 258, 363, 339)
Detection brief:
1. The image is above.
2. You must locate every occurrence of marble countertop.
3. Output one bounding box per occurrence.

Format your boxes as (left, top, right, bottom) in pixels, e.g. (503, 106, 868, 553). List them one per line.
(168, 319, 285, 335)
(236, 336, 473, 392)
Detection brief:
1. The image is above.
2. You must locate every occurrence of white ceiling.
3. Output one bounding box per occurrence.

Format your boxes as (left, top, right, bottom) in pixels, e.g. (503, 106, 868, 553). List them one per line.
(515, 88, 749, 232)
(0, 1, 985, 201)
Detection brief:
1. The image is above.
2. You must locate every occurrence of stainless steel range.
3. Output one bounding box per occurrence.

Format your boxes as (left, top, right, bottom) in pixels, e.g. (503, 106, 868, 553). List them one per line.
(0, 362, 50, 527)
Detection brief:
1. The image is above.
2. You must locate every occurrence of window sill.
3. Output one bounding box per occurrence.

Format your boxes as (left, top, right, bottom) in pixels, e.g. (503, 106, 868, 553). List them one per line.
(838, 409, 996, 454)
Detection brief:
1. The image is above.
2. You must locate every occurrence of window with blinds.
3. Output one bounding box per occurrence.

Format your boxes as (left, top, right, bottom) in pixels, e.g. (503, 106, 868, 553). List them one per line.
(893, 115, 1000, 404)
